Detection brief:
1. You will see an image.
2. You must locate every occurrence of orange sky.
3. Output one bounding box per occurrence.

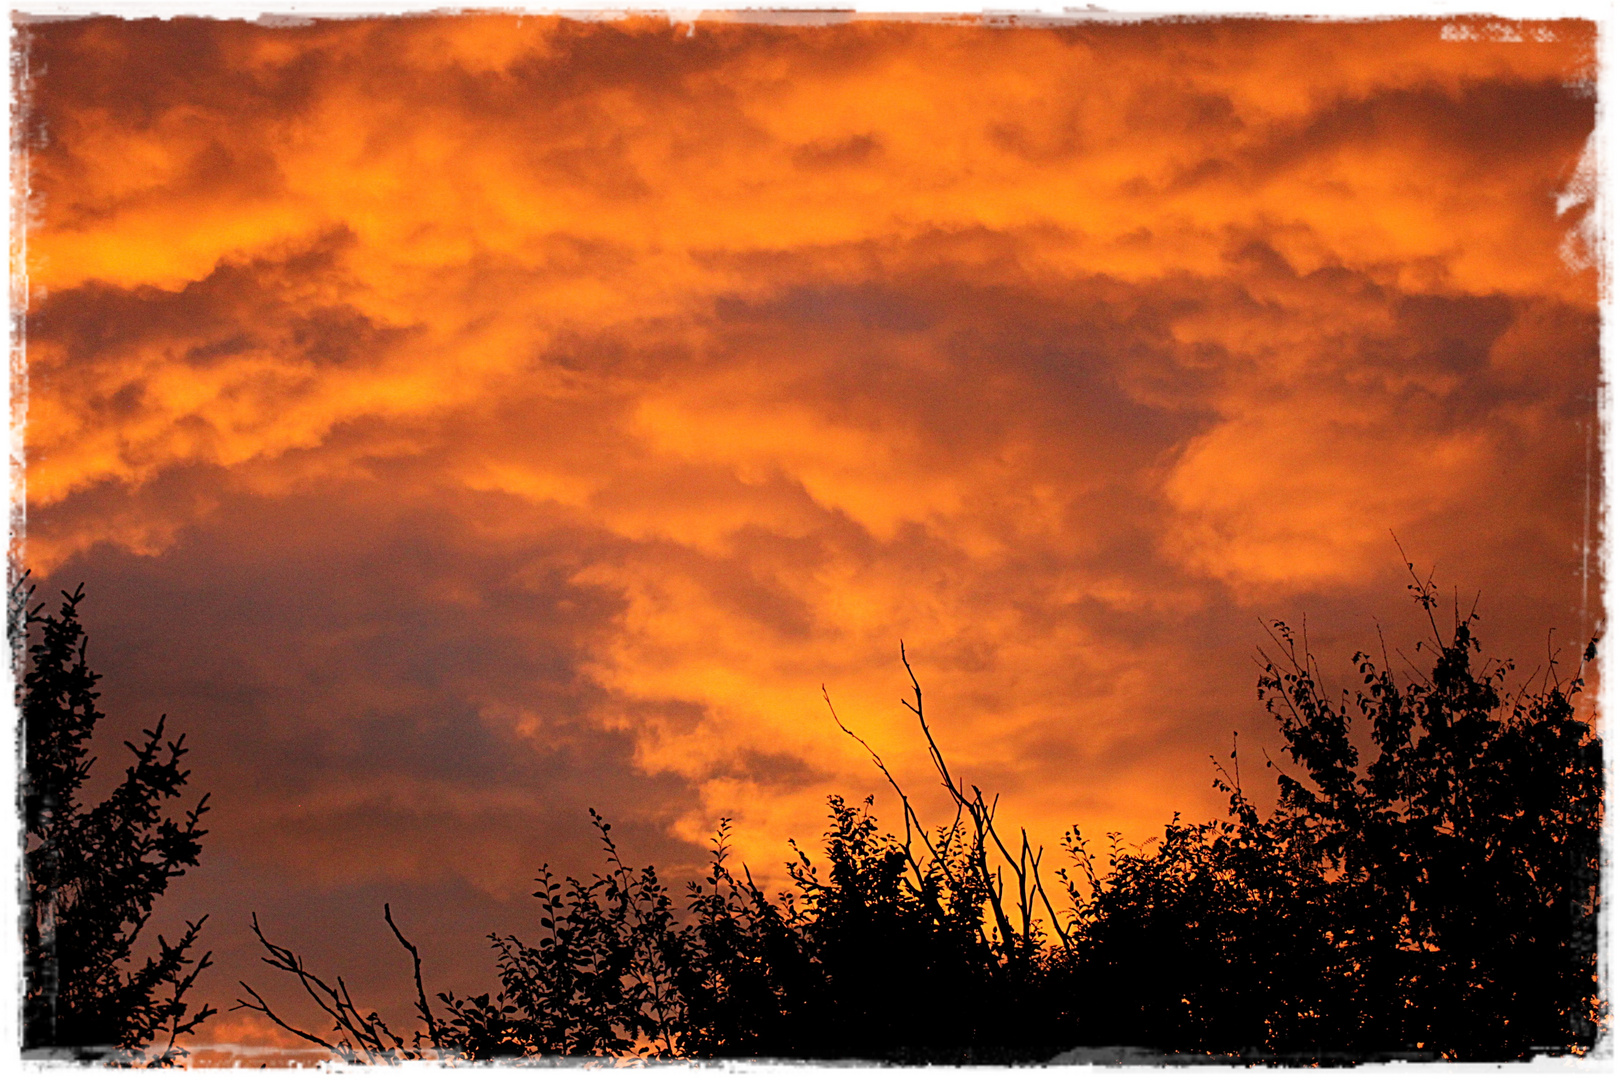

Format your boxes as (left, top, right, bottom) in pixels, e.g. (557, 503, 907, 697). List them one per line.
(15, 13, 1601, 1056)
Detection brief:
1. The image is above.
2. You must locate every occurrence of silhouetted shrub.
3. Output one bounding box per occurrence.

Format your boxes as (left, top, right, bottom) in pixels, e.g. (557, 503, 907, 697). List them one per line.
(240, 571, 1603, 1063)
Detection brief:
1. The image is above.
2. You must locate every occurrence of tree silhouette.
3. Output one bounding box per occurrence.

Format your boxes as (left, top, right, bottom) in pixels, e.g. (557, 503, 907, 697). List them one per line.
(1250, 562, 1603, 1058)
(1051, 561, 1603, 1060)
(17, 578, 215, 1064)
(238, 572, 1603, 1063)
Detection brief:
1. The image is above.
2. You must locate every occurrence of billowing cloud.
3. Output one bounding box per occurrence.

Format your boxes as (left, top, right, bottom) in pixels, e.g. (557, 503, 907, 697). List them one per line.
(17, 14, 1599, 1049)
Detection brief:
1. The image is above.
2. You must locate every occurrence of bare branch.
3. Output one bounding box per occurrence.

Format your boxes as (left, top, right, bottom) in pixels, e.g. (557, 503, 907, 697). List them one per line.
(233, 981, 342, 1058)
(385, 903, 442, 1054)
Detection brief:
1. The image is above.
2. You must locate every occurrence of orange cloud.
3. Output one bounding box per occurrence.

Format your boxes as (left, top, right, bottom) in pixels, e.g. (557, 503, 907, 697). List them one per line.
(17, 13, 1600, 1049)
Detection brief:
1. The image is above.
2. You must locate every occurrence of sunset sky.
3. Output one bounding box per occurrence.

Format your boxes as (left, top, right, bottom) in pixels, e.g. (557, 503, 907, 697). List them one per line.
(14, 12, 1602, 1054)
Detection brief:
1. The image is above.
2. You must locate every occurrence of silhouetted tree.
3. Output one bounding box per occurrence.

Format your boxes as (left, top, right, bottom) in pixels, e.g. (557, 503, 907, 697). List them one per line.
(1251, 563, 1603, 1058)
(1052, 562, 1603, 1061)
(18, 579, 215, 1064)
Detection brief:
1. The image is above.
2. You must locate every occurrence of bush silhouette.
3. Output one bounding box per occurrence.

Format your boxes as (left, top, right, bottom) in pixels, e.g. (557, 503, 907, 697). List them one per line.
(239, 569, 1604, 1063)
(17, 579, 215, 1063)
